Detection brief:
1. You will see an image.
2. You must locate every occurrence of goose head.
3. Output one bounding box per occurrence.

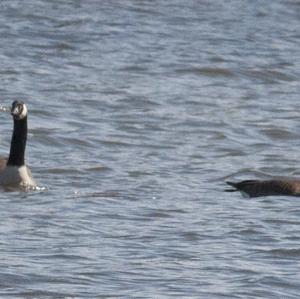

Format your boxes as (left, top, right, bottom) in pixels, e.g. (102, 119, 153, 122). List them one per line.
(11, 101, 27, 121)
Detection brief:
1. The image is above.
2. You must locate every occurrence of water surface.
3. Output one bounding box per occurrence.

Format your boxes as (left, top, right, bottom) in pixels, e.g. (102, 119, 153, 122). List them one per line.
(0, 1, 300, 298)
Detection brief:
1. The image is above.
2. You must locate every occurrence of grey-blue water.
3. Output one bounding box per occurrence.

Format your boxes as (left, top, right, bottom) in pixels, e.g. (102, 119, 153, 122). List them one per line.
(1, 1, 300, 298)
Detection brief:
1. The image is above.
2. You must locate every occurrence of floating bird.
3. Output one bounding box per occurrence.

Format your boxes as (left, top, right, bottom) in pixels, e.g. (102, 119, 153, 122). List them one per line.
(0, 101, 36, 189)
(225, 179, 300, 198)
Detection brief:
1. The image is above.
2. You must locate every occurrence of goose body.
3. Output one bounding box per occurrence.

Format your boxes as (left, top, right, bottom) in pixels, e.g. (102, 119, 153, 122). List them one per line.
(226, 179, 300, 198)
(0, 101, 36, 188)
(0, 165, 35, 187)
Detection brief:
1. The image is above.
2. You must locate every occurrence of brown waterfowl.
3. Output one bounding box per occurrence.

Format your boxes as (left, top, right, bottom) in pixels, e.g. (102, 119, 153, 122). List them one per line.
(226, 179, 300, 198)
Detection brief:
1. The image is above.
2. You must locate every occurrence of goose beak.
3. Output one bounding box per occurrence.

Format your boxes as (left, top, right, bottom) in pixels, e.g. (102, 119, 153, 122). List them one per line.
(11, 105, 20, 116)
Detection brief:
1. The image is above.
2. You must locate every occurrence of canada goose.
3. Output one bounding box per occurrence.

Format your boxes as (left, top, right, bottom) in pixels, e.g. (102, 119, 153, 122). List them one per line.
(225, 179, 300, 198)
(0, 101, 36, 188)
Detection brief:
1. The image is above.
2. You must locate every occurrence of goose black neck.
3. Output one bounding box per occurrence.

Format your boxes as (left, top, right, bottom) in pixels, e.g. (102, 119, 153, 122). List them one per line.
(7, 117, 27, 166)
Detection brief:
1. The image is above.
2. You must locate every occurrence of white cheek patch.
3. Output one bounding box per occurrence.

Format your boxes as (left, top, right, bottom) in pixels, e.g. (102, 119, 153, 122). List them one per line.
(19, 104, 27, 119)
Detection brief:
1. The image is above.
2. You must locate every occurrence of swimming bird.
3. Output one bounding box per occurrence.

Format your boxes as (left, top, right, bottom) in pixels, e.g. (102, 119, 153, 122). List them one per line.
(225, 179, 300, 198)
(0, 101, 36, 188)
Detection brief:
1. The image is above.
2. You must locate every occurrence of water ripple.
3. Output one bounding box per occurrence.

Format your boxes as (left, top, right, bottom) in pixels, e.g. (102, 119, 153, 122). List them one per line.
(0, 0, 299, 298)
